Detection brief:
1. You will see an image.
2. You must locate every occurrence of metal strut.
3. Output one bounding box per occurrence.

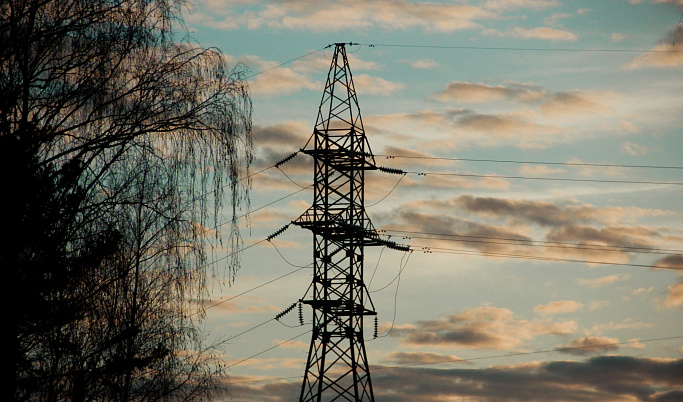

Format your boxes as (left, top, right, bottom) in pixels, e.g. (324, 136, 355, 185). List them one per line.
(293, 43, 379, 402)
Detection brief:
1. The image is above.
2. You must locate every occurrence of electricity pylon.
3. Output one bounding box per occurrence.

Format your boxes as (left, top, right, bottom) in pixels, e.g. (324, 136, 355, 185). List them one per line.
(293, 43, 405, 402)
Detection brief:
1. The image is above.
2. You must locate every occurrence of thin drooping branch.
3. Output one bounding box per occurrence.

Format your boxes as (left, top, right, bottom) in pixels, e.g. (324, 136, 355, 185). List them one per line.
(3, 1, 252, 400)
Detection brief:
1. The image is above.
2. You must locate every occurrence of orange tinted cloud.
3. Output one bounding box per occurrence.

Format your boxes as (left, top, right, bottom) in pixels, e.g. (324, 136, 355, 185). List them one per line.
(556, 336, 620, 356)
(392, 304, 577, 350)
(534, 300, 585, 315)
(625, 43, 683, 70)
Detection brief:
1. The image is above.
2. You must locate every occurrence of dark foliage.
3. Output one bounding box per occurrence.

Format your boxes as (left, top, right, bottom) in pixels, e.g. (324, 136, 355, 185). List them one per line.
(1, 1, 252, 400)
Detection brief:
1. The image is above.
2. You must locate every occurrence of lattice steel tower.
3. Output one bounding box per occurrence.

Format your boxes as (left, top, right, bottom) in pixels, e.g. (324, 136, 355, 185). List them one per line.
(293, 43, 397, 402)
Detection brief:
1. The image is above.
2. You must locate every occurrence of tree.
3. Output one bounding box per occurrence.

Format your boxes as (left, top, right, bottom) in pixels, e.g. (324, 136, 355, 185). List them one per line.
(1, 0, 253, 400)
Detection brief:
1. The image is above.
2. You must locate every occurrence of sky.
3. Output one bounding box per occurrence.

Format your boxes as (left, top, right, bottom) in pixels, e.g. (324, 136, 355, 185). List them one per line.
(183, 0, 682, 400)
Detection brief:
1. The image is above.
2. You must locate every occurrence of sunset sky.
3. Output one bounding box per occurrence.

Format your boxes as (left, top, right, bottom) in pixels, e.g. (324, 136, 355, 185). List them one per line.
(184, 0, 682, 400)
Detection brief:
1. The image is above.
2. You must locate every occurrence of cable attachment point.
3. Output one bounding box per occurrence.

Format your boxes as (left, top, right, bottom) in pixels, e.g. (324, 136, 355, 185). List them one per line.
(267, 224, 290, 241)
(373, 317, 379, 339)
(275, 301, 298, 321)
(378, 166, 405, 175)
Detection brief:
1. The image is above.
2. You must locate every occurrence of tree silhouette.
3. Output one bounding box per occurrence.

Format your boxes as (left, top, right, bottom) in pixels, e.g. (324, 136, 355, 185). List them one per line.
(1, 1, 252, 400)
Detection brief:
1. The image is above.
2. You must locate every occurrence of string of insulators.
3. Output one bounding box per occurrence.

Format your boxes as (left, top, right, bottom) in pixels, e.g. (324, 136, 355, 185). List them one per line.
(298, 302, 304, 326)
(382, 239, 411, 252)
(373, 317, 379, 339)
(274, 152, 298, 168)
(378, 166, 405, 175)
(275, 301, 298, 321)
(267, 224, 290, 241)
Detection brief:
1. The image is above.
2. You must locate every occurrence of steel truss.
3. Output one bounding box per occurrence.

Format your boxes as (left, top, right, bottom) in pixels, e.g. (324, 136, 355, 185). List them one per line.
(293, 43, 383, 402)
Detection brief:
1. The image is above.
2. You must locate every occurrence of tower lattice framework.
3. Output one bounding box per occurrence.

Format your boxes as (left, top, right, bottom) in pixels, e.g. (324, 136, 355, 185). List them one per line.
(293, 43, 387, 402)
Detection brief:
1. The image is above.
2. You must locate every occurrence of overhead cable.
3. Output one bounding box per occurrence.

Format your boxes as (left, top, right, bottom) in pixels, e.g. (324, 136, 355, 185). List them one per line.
(358, 43, 683, 53)
(226, 334, 683, 385)
(402, 244, 683, 271)
(377, 154, 683, 170)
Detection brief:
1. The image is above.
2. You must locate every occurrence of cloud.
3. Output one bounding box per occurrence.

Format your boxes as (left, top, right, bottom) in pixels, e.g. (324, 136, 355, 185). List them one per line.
(224, 357, 683, 401)
(249, 68, 316, 96)
(539, 90, 616, 118)
(254, 122, 309, 147)
(625, 43, 683, 70)
(365, 107, 568, 149)
(426, 196, 670, 228)
(546, 225, 658, 253)
(252, 122, 312, 177)
(456, 112, 562, 139)
(369, 356, 683, 401)
(378, 196, 671, 265)
(620, 141, 651, 156)
(353, 74, 405, 96)
(510, 26, 578, 41)
(379, 209, 531, 253)
(666, 281, 683, 307)
(518, 164, 566, 175)
(653, 254, 683, 270)
(384, 351, 464, 365)
(534, 300, 585, 315)
(576, 274, 631, 288)
(430, 81, 546, 104)
(240, 55, 320, 97)
(653, 255, 683, 308)
(196, 0, 495, 33)
(556, 336, 620, 356)
(376, 145, 456, 168)
(483, 0, 561, 11)
(451, 195, 597, 227)
(430, 82, 619, 122)
(589, 300, 610, 310)
(221, 375, 300, 401)
(391, 304, 577, 350)
(410, 58, 440, 69)
(611, 32, 629, 42)
(587, 319, 654, 335)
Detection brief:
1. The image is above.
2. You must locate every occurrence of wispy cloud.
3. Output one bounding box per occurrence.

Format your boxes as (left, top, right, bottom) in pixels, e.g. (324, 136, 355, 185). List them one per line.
(409, 58, 440, 70)
(539, 90, 617, 118)
(192, 0, 494, 33)
(556, 336, 619, 355)
(354, 74, 405, 96)
(625, 44, 683, 69)
(430, 81, 546, 104)
(510, 26, 578, 41)
(653, 255, 683, 308)
(383, 351, 465, 365)
(391, 304, 577, 350)
(576, 274, 631, 288)
(534, 300, 585, 315)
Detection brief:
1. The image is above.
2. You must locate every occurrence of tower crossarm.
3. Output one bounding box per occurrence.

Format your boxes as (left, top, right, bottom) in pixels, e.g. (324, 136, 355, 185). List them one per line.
(301, 142, 377, 172)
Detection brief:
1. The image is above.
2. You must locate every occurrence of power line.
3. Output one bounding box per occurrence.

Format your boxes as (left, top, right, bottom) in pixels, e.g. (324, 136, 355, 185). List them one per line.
(376, 154, 683, 170)
(225, 334, 683, 385)
(228, 330, 311, 368)
(204, 265, 309, 313)
(200, 185, 313, 242)
(373, 335, 683, 370)
(358, 42, 683, 53)
(382, 229, 683, 256)
(402, 170, 683, 186)
(367, 173, 407, 207)
(245, 47, 327, 79)
(402, 244, 683, 271)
